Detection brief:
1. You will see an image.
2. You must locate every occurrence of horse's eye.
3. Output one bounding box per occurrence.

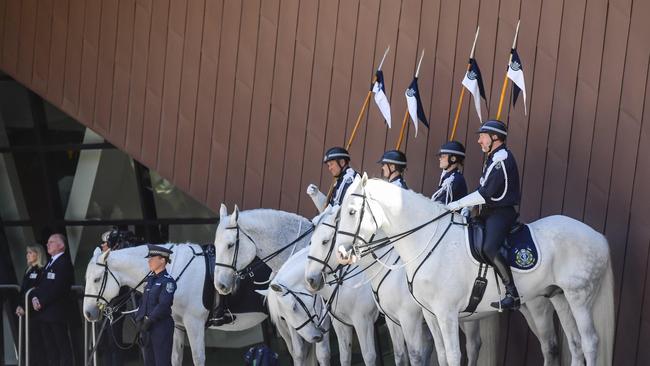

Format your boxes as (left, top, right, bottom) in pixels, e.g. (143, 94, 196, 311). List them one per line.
(93, 277, 100, 283)
(321, 239, 329, 245)
(349, 209, 356, 215)
(292, 303, 298, 312)
(227, 243, 234, 249)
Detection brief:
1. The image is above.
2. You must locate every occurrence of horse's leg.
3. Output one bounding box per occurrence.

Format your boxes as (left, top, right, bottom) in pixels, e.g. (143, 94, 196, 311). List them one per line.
(184, 316, 207, 366)
(171, 326, 185, 366)
(564, 288, 599, 366)
(315, 336, 331, 366)
(400, 311, 432, 366)
(385, 319, 408, 366)
(331, 318, 354, 366)
(289, 330, 309, 365)
(519, 298, 560, 366)
(352, 315, 378, 366)
(423, 311, 447, 366)
(548, 293, 584, 366)
(436, 311, 462, 366)
(460, 320, 482, 366)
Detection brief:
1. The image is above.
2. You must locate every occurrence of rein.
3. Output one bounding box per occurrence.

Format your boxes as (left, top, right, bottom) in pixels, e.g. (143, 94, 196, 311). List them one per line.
(215, 223, 315, 279)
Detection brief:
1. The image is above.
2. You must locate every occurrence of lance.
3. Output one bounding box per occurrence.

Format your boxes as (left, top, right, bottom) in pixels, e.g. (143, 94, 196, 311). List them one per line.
(496, 20, 520, 121)
(322, 46, 390, 210)
(449, 26, 480, 141)
(396, 49, 425, 150)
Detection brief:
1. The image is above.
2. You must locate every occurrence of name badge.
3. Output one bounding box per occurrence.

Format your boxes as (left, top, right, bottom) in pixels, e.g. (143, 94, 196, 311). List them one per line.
(29, 273, 37, 279)
(47, 272, 56, 280)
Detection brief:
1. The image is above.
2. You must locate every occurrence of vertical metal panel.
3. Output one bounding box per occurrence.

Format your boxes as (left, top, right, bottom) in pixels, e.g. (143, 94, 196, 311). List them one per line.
(156, 0, 188, 179)
(562, 0, 608, 220)
(0, 0, 6, 64)
(31, 0, 53, 94)
(296, 0, 340, 216)
(17, 0, 37, 84)
(140, 0, 170, 167)
(225, 0, 261, 207)
(93, 0, 120, 135)
(610, 0, 650, 362)
(77, 0, 102, 125)
(540, 0, 587, 217)
(61, 0, 85, 114)
(278, 0, 318, 213)
(260, 0, 299, 209)
(46, 0, 71, 106)
(189, 0, 224, 203)
(1, 0, 20, 74)
(242, 0, 281, 210)
(205, 0, 242, 209)
(124, 0, 152, 159)
(583, 0, 632, 233)
(108, 0, 137, 146)
(172, 0, 206, 191)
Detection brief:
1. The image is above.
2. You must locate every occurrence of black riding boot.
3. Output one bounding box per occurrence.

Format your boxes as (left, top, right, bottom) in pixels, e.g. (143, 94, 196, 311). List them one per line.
(489, 253, 520, 310)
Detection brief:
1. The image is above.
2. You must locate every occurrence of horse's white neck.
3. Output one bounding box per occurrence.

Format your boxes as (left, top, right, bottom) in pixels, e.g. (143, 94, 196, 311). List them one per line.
(108, 246, 153, 289)
(239, 211, 312, 271)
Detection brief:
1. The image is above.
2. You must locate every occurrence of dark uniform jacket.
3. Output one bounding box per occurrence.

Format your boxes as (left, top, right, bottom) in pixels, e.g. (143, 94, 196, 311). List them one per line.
(477, 144, 520, 208)
(432, 168, 467, 204)
(389, 175, 408, 190)
(329, 167, 359, 206)
(31, 253, 74, 322)
(135, 270, 176, 324)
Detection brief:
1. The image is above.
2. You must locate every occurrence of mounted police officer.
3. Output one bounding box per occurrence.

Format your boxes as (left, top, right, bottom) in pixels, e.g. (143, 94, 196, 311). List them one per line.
(431, 141, 468, 204)
(377, 149, 408, 189)
(306, 146, 359, 213)
(447, 120, 521, 310)
(136, 245, 176, 366)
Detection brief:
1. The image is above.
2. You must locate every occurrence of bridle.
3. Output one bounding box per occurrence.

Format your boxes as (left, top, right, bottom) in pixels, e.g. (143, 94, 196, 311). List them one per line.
(307, 216, 343, 276)
(335, 192, 381, 258)
(276, 284, 328, 332)
(214, 221, 257, 278)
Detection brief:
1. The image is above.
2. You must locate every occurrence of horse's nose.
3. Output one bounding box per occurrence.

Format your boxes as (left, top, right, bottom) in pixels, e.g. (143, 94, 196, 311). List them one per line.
(306, 277, 315, 287)
(312, 334, 323, 342)
(84, 311, 91, 319)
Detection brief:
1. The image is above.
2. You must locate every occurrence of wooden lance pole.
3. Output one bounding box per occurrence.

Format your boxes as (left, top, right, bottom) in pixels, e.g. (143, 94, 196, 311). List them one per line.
(322, 46, 391, 210)
(449, 27, 480, 141)
(496, 20, 520, 121)
(396, 49, 425, 150)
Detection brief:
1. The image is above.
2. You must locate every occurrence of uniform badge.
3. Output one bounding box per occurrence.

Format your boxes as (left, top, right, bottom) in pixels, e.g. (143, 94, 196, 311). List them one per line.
(514, 248, 535, 268)
(47, 272, 56, 280)
(344, 176, 353, 184)
(166, 282, 176, 293)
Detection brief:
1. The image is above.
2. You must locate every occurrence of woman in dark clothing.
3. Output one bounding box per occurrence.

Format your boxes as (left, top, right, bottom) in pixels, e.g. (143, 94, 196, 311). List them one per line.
(15, 244, 47, 366)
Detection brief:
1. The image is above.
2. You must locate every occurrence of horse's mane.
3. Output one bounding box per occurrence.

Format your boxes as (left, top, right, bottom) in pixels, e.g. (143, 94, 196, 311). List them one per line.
(366, 177, 449, 213)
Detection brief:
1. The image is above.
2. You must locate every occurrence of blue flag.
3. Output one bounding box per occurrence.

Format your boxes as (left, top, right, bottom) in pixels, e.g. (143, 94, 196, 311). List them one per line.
(372, 70, 392, 127)
(405, 77, 429, 137)
(461, 58, 486, 121)
(507, 48, 527, 115)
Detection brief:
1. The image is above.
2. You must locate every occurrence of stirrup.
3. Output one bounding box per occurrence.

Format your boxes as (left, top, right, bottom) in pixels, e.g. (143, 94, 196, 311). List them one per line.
(490, 294, 520, 311)
(207, 311, 236, 327)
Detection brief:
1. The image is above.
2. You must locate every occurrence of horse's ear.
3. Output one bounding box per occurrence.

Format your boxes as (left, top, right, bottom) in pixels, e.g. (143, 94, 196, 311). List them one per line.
(99, 249, 110, 264)
(362, 172, 369, 186)
(230, 205, 239, 225)
(219, 203, 228, 219)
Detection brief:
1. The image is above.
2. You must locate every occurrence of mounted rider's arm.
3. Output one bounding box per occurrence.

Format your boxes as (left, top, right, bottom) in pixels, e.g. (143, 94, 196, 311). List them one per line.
(306, 184, 327, 213)
(447, 150, 508, 211)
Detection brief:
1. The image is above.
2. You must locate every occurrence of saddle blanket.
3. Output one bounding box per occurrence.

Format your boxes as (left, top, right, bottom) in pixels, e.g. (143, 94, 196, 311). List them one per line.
(464, 223, 541, 273)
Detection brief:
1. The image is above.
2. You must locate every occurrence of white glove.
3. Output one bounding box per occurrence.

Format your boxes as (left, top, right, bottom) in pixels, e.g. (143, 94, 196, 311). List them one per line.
(461, 207, 472, 218)
(447, 191, 486, 212)
(306, 184, 319, 196)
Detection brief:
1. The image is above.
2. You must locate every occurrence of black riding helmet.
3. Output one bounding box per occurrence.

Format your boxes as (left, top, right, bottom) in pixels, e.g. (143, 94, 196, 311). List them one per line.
(438, 141, 466, 165)
(476, 119, 508, 141)
(377, 150, 407, 166)
(323, 146, 350, 164)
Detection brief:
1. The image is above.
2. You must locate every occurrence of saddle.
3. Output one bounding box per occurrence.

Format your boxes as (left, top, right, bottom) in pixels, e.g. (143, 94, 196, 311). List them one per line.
(201, 244, 217, 312)
(467, 219, 539, 271)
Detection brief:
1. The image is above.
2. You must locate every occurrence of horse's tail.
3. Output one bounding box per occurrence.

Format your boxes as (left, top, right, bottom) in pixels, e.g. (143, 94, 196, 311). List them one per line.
(593, 257, 615, 366)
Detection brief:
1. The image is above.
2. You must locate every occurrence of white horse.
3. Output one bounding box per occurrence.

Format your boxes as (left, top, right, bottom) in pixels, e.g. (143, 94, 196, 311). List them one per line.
(265, 247, 333, 365)
(84, 244, 264, 366)
(213, 205, 380, 365)
(306, 206, 438, 366)
(306, 205, 587, 366)
(331, 175, 614, 366)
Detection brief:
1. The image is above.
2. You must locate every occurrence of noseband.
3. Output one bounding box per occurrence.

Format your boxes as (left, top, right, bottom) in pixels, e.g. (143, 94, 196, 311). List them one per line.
(277, 284, 327, 332)
(214, 223, 256, 279)
(84, 260, 121, 310)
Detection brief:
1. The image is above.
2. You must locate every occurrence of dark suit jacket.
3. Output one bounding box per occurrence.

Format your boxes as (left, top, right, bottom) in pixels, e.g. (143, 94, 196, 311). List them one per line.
(31, 253, 74, 323)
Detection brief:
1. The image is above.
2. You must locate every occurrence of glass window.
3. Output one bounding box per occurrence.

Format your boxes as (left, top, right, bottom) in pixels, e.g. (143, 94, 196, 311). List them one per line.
(0, 152, 31, 220)
(150, 170, 216, 219)
(43, 101, 86, 145)
(167, 224, 218, 244)
(0, 81, 36, 147)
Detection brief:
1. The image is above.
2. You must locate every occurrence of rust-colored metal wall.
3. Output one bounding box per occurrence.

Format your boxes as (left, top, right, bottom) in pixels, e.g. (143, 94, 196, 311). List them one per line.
(2, 0, 649, 364)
